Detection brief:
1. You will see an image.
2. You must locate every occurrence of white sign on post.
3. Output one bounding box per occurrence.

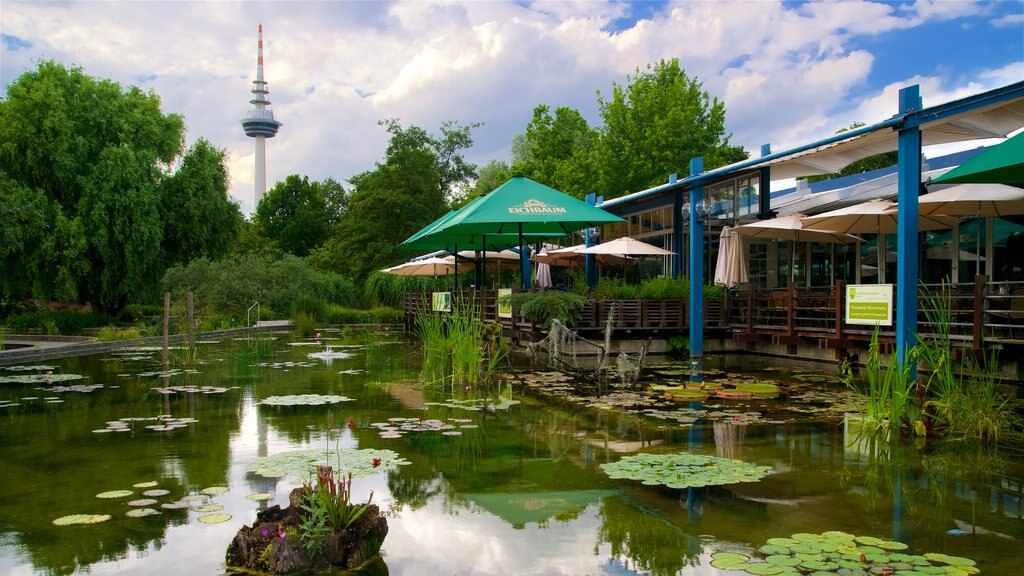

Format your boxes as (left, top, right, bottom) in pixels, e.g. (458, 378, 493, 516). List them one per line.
(845, 284, 893, 326)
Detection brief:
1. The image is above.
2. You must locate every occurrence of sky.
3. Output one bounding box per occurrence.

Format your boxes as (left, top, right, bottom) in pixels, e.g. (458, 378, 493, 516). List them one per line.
(2, 0, 1022, 215)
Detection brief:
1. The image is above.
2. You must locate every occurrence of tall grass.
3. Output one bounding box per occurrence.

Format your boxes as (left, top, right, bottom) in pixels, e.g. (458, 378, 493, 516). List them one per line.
(843, 327, 920, 436)
(917, 286, 1023, 445)
(413, 302, 505, 390)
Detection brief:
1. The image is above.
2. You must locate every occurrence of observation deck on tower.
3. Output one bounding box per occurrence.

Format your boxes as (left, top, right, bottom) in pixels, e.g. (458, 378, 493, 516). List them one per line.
(241, 24, 282, 139)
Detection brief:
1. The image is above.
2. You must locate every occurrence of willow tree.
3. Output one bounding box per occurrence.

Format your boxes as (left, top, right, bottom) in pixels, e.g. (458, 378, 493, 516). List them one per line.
(0, 61, 241, 315)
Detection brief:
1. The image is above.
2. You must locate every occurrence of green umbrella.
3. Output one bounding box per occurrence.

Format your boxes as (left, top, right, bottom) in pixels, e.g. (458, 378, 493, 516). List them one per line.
(402, 177, 624, 288)
(931, 131, 1024, 185)
(406, 176, 624, 240)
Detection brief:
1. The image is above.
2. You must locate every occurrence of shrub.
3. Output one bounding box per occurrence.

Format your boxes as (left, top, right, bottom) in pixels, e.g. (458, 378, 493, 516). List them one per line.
(291, 294, 329, 322)
(638, 277, 689, 300)
(95, 326, 144, 341)
(121, 304, 163, 322)
(3, 310, 108, 335)
(368, 307, 403, 323)
(593, 277, 637, 300)
(502, 291, 587, 328)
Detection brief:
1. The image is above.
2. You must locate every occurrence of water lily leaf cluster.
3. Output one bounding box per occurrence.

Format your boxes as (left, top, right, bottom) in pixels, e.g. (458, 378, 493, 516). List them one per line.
(424, 396, 520, 411)
(711, 530, 979, 575)
(56, 481, 238, 526)
(247, 447, 410, 480)
(370, 417, 479, 438)
(93, 415, 198, 433)
(601, 452, 772, 489)
(259, 394, 355, 406)
(0, 373, 86, 384)
(152, 385, 233, 395)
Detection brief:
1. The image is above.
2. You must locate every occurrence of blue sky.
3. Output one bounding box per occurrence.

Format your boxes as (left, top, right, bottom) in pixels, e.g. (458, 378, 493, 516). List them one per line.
(2, 1, 1021, 214)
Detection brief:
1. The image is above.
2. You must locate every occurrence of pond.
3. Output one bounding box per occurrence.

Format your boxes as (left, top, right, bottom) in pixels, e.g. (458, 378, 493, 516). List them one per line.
(0, 330, 1020, 575)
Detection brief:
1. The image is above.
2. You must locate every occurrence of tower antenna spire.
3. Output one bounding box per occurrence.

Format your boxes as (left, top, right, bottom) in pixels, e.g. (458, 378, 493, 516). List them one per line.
(241, 22, 282, 208)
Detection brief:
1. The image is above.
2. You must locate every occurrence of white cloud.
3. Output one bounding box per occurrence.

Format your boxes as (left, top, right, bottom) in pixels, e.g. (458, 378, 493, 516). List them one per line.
(992, 12, 1024, 28)
(1, 0, 1019, 214)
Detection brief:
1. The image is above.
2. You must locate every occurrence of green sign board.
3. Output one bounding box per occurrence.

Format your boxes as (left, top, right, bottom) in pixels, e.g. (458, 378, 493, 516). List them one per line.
(497, 288, 513, 319)
(432, 291, 452, 313)
(845, 284, 893, 326)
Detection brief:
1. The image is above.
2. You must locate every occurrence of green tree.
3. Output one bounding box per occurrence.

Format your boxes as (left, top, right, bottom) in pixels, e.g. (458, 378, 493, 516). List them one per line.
(806, 122, 899, 184)
(0, 60, 240, 315)
(511, 105, 598, 198)
(253, 174, 343, 257)
(310, 119, 478, 280)
(594, 59, 748, 198)
(160, 138, 243, 265)
(461, 159, 511, 206)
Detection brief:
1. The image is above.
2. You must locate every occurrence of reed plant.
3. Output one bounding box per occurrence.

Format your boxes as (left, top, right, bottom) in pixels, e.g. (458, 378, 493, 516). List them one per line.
(413, 301, 506, 390)
(843, 327, 921, 437)
(917, 286, 1023, 445)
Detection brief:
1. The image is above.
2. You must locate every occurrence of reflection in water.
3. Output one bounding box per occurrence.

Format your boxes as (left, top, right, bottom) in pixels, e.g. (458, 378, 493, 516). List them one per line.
(1, 334, 1022, 575)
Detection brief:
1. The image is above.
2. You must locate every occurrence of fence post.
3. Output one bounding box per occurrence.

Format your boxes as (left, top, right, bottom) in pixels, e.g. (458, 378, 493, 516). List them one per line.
(973, 275, 987, 352)
(163, 292, 170, 366)
(187, 292, 194, 351)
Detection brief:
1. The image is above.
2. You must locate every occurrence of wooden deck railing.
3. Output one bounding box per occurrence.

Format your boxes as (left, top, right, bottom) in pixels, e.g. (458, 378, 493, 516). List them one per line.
(401, 277, 1024, 351)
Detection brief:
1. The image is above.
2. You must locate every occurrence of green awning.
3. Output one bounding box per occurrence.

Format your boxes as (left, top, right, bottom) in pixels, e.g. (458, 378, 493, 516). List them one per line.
(932, 132, 1024, 185)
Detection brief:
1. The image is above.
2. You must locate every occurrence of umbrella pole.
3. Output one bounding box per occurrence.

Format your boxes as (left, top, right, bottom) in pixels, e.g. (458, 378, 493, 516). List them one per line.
(454, 244, 459, 292)
(518, 224, 530, 290)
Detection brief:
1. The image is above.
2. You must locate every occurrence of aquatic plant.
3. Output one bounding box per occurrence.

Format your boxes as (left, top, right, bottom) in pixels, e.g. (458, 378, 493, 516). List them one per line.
(600, 452, 771, 489)
(414, 302, 505, 390)
(259, 394, 355, 406)
(52, 514, 112, 526)
(300, 464, 377, 555)
(246, 448, 409, 481)
(842, 327, 921, 437)
(95, 326, 143, 341)
(501, 291, 587, 328)
(710, 530, 978, 576)
(917, 286, 1023, 445)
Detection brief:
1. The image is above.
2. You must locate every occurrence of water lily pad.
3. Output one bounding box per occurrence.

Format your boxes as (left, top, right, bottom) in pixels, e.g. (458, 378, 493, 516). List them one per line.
(760, 544, 791, 556)
(192, 503, 224, 513)
(197, 512, 232, 524)
(96, 490, 133, 499)
(53, 513, 112, 526)
(125, 508, 161, 518)
(127, 499, 158, 507)
(161, 501, 191, 510)
(142, 489, 170, 497)
(600, 452, 772, 489)
(710, 552, 749, 569)
(766, 555, 802, 567)
(745, 563, 786, 575)
(247, 448, 410, 481)
(259, 394, 354, 406)
(245, 492, 273, 501)
(922, 554, 975, 567)
(200, 486, 229, 495)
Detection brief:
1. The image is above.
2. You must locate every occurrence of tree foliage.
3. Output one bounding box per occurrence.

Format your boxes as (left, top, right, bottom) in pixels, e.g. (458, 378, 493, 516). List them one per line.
(310, 119, 479, 280)
(594, 59, 748, 198)
(253, 175, 345, 257)
(806, 122, 899, 184)
(0, 60, 242, 315)
(511, 105, 598, 199)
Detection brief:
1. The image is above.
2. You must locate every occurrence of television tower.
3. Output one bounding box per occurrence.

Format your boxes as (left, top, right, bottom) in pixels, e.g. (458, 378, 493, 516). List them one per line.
(241, 23, 282, 208)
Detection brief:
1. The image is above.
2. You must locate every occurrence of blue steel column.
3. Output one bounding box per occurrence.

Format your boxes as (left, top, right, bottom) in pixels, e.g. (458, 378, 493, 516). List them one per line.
(896, 85, 921, 369)
(518, 223, 531, 290)
(759, 144, 772, 219)
(670, 174, 682, 278)
(689, 157, 705, 371)
(585, 193, 601, 288)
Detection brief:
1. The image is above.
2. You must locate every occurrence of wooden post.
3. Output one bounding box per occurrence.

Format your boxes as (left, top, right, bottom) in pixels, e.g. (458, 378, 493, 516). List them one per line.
(973, 275, 986, 352)
(187, 292, 194, 350)
(162, 292, 170, 366)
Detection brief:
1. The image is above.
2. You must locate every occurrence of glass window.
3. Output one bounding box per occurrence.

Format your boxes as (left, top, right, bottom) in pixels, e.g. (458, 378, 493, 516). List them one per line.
(707, 182, 734, 220)
(738, 177, 759, 218)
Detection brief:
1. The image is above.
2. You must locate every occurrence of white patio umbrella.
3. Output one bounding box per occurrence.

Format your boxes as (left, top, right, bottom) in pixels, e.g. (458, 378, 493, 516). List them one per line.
(714, 225, 748, 287)
(581, 236, 675, 256)
(918, 183, 1024, 218)
(533, 244, 632, 267)
(918, 184, 1024, 276)
(801, 199, 960, 235)
(733, 214, 861, 283)
(383, 256, 457, 277)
